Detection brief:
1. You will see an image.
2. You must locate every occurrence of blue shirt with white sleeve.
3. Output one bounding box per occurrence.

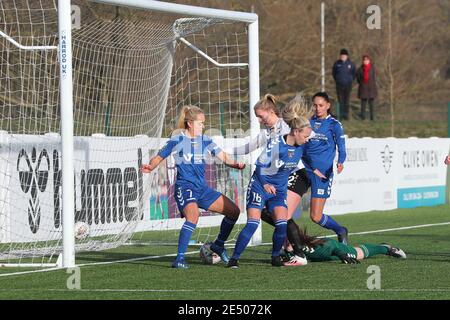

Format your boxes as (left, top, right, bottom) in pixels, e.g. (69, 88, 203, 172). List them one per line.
(254, 135, 305, 192)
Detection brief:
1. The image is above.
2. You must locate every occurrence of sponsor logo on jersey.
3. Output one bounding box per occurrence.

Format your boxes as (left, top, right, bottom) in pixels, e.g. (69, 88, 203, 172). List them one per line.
(183, 153, 193, 162)
(317, 189, 325, 195)
(287, 149, 295, 158)
(275, 159, 285, 168)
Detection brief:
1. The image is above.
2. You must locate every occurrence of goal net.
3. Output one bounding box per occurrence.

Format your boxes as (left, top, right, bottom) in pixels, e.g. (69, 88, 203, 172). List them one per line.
(0, 0, 258, 267)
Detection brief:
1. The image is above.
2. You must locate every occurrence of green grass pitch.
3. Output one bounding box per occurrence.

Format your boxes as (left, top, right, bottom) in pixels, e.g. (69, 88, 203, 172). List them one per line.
(1, 205, 449, 300)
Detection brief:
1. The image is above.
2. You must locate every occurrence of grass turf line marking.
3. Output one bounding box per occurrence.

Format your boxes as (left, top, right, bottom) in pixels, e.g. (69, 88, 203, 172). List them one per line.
(1, 288, 450, 293)
(1, 221, 449, 278)
(260, 221, 450, 245)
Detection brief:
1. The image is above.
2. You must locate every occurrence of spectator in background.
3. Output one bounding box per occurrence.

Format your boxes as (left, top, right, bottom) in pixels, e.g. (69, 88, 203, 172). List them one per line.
(445, 155, 450, 165)
(356, 55, 378, 121)
(332, 49, 356, 121)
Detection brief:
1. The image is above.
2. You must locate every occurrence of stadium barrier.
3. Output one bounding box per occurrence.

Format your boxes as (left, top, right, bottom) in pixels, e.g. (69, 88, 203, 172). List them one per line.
(1, 133, 448, 243)
(326, 137, 450, 215)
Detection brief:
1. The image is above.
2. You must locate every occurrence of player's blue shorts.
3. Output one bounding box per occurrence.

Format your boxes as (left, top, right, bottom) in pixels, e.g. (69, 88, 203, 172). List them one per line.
(246, 175, 287, 213)
(306, 169, 334, 199)
(174, 181, 222, 215)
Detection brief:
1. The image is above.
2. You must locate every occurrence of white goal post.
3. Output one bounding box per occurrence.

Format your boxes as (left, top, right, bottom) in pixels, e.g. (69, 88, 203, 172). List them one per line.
(0, 0, 261, 268)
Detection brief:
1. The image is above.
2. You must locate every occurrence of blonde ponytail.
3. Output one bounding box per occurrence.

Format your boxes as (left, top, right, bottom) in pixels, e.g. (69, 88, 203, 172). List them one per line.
(282, 94, 313, 130)
(177, 105, 204, 130)
(254, 93, 280, 116)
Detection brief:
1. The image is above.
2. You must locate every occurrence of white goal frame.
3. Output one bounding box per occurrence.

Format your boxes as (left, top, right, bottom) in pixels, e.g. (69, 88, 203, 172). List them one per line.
(55, 0, 261, 268)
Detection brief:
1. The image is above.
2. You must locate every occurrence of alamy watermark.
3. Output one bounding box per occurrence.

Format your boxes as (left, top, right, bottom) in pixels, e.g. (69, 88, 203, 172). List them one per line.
(72, 5, 81, 30)
(367, 265, 381, 290)
(366, 5, 381, 30)
(66, 267, 81, 290)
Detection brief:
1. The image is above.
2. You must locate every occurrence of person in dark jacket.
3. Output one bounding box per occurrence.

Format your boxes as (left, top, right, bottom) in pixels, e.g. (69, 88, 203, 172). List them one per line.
(356, 55, 378, 121)
(332, 49, 356, 121)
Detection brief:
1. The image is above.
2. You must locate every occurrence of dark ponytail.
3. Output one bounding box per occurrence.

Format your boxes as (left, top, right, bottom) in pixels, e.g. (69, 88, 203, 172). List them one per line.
(295, 225, 327, 248)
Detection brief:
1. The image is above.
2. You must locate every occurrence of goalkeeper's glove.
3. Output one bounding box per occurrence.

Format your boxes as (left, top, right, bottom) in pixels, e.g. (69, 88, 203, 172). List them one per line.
(337, 252, 360, 264)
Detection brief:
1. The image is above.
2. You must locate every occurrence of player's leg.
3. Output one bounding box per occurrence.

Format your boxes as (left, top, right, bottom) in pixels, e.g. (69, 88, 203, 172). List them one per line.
(228, 208, 262, 268)
(285, 190, 302, 253)
(270, 205, 288, 267)
(206, 194, 240, 263)
(310, 197, 348, 244)
(228, 176, 267, 267)
(358, 243, 406, 259)
(355, 247, 364, 260)
(308, 170, 348, 244)
(283, 169, 310, 262)
(281, 190, 304, 262)
(260, 208, 275, 226)
(173, 202, 200, 268)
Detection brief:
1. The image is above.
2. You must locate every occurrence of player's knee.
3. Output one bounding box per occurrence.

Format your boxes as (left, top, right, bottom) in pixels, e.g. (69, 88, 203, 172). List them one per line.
(232, 207, 240, 219)
(227, 205, 240, 220)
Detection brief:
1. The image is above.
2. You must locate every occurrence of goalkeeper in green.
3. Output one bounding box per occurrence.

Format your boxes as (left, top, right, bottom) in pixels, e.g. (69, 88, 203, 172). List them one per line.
(295, 225, 406, 264)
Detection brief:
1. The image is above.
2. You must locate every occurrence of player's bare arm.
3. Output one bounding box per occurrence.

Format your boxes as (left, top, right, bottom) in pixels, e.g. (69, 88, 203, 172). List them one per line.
(140, 155, 164, 173)
(216, 151, 246, 170)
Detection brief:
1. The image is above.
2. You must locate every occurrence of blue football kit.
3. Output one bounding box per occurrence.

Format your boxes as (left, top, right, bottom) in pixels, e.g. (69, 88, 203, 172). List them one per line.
(158, 132, 222, 213)
(302, 115, 346, 198)
(246, 135, 304, 213)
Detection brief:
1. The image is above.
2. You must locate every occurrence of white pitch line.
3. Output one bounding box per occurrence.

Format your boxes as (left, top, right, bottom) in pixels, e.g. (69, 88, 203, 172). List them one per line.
(0, 267, 65, 278)
(1, 288, 450, 293)
(260, 221, 450, 246)
(1, 221, 449, 278)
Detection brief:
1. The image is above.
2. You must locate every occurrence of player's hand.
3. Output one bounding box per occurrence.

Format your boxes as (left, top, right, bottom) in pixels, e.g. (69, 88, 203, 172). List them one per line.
(263, 184, 276, 195)
(313, 169, 326, 179)
(445, 156, 450, 165)
(338, 253, 360, 264)
(140, 164, 154, 173)
(337, 163, 344, 174)
(231, 162, 246, 170)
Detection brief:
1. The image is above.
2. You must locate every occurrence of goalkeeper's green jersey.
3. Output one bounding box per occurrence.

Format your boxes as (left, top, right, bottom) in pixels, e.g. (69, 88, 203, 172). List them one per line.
(302, 238, 357, 262)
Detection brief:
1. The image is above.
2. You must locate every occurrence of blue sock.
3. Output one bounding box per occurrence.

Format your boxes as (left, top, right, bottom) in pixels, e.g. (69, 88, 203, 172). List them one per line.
(272, 219, 287, 256)
(317, 214, 345, 235)
(214, 217, 237, 248)
(231, 218, 260, 260)
(176, 221, 196, 261)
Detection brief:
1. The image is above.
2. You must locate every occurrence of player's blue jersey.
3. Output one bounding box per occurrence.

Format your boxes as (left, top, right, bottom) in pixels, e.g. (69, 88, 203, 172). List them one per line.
(254, 135, 304, 192)
(157, 132, 222, 188)
(302, 115, 346, 175)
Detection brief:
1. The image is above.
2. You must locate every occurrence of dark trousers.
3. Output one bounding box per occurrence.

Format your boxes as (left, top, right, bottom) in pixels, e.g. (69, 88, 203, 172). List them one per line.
(360, 98, 375, 120)
(336, 84, 352, 120)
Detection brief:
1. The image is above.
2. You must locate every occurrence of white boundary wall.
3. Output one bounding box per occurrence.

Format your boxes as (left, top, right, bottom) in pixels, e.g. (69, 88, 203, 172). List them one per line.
(326, 137, 450, 215)
(1, 135, 449, 243)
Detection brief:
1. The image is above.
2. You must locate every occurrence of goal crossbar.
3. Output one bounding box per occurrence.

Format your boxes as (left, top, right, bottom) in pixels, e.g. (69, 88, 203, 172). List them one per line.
(92, 0, 258, 23)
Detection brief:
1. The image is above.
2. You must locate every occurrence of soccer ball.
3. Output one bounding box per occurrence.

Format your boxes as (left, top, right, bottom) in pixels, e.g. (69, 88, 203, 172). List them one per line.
(74, 221, 90, 240)
(199, 242, 221, 265)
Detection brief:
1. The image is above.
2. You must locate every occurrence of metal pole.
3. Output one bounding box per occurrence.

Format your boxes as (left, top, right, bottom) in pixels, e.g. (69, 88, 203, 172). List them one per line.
(321, 2, 325, 92)
(59, 0, 75, 268)
(248, 20, 262, 245)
